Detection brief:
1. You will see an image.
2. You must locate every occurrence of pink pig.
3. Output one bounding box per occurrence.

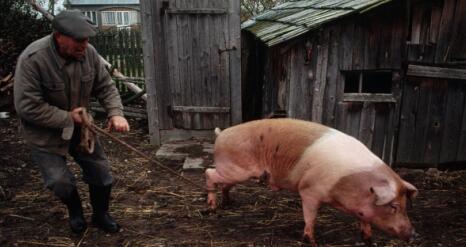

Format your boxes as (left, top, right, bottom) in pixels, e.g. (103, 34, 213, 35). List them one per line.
(205, 118, 418, 246)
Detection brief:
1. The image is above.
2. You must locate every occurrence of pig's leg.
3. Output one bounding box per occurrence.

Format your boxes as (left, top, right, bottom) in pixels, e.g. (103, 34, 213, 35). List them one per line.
(359, 221, 372, 246)
(206, 163, 262, 209)
(205, 168, 224, 209)
(299, 192, 320, 247)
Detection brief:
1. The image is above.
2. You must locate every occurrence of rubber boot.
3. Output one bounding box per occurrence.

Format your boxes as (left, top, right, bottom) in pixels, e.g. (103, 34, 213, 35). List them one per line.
(60, 188, 87, 234)
(89, 184, 120, 233)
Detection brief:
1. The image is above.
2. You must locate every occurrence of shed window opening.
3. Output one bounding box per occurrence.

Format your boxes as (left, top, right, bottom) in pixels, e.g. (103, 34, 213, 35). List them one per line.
(344, 71, 392, 94)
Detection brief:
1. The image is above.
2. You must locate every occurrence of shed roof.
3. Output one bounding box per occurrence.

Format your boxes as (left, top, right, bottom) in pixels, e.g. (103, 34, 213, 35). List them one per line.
(68, 0, 139, 5)
(241, 0, 391, 47)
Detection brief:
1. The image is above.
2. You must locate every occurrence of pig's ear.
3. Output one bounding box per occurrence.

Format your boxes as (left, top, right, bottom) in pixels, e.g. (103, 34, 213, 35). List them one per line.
(402, 180, 418, 199)
(371, 184, 397, 206)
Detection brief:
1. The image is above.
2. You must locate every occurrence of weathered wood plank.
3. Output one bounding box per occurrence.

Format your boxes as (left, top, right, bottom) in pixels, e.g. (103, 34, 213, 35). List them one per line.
(343, 93, 396, 103)
(311, 30, 329, 122)
(359, 102, 376, 148)
(348, 102, 363, 139)
(383, 103, 396, 165)
(424, 80, 448, 163)
(179, 0, 193, 129)
(167, 0, 181, 114)
(340, 22, 354, 71)
(336, 102, 349, 134)
(378, 9, 393, 69)
(451, 0, 466, 59)
(410, 1, 423, 44)
(218, 0, 231, 128)
(229, 0, 242, 125)
(407, 65, 466, 80)
(389, 71, 402, 165)
(390, 4, 405, 69)
(335, 22, 353, 130)
(434, 0, 456, 63)
(412, 79, 433, 162)
(440, 81, 465, 162)
(406, 44, 436, 63)
(396, 79, 420, 163)
(323, 26, 339, 126)
(352, 20, 366, 70)
(189, 0, 202, 129)
(457, 93, 466, 161)
(372, 103, 388, 160)
(365, 15, 380, 70)
(160, 129, 214, 143)
(288, 44, 311, 119)
(429, 0, 442, 44)
(159, 0, 175, 129)
(172, 105, 230, 113)
(140, 0, 161, 145)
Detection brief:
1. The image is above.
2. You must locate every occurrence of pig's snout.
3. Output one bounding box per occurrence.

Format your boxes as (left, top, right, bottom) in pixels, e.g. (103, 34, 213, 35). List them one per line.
(392, 226, 417, 242)
(408, 229, 418, 242)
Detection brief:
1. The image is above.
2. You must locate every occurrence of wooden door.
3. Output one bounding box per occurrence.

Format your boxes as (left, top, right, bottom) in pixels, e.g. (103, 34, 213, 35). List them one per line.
(141, 0, 241, 144)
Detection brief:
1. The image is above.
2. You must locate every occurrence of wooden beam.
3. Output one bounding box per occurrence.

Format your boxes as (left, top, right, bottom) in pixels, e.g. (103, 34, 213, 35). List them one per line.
(407, 64, 466, 80)
(160, 129, 215, 143)
(141, 0, 161, 145)
(172, 106, 230, 113)
(229, 0, 242, 125)
(343, 93, 396, 102)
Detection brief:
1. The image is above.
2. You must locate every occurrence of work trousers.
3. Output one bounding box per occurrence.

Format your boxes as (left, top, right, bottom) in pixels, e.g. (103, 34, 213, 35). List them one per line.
(30, 129, 113, 199)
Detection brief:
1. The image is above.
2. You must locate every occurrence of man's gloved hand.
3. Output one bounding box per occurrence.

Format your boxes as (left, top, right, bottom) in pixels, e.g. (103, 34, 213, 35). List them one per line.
(107, 116, 130, 132)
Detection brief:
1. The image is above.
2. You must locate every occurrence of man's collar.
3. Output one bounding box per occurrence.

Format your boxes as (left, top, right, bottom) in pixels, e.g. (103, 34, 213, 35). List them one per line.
(49, 35, 67, 69)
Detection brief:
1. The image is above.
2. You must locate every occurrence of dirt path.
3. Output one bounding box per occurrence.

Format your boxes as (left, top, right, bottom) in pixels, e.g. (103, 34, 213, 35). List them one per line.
(1, 115, 465, 246)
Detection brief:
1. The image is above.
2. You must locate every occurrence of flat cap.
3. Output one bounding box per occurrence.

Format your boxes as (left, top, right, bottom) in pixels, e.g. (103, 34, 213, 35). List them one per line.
(52, 10, 97, 39)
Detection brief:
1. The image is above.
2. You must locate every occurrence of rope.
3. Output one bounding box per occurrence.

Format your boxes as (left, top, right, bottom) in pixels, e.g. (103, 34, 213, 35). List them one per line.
(79, 108, 206, 191)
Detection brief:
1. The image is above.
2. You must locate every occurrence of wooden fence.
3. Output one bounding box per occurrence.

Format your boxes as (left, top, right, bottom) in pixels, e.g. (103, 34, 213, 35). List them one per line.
(90, 28, 145, 94)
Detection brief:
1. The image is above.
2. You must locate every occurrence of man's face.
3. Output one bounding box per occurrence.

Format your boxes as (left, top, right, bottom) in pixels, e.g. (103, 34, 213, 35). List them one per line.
(55, 32, 89, 60)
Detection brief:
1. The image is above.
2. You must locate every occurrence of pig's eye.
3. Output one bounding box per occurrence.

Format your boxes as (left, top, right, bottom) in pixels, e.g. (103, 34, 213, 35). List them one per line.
(389, 203, 399, 214)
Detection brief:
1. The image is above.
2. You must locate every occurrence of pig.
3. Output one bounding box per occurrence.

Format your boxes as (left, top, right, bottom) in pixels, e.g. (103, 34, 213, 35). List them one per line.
(205, 118, 418, 246)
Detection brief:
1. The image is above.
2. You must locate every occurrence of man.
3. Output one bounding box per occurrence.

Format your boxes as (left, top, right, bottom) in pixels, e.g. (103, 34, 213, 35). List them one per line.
(14, 11, 129, 234)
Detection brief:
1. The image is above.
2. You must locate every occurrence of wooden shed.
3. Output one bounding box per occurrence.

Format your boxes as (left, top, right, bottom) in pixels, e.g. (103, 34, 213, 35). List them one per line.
(242, 0, 466, 167)
(140, 0, 241, 145)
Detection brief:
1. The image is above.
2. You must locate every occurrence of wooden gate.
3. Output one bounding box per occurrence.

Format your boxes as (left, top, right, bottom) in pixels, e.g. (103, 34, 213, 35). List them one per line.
(141, 0, 241, 144)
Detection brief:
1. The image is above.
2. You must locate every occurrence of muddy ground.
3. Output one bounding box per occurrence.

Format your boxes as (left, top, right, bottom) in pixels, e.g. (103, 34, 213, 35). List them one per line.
(1, 114, 465, 247)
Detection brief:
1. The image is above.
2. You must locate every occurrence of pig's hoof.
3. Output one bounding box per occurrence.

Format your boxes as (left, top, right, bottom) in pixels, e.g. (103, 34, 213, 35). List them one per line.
(302, 235, 318, 247)
(200, 208, 216, 216)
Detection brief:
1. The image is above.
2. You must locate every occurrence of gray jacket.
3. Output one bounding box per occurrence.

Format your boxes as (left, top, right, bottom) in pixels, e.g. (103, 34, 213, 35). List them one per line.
(14, 35, 123, 155)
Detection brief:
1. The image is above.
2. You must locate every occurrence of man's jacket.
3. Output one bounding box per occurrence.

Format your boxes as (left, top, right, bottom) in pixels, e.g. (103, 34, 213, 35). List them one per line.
(14, 34, 124, 155)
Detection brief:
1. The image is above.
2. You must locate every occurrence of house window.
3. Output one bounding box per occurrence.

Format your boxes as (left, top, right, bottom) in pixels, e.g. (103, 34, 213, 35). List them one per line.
(82, 11, 98, 25)
(101, 11, 139, 26)
(343, 71, 395, 102)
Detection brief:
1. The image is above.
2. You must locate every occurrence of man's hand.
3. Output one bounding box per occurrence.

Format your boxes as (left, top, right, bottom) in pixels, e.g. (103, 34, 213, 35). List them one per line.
(107, 116, 130, 132)
(70, 107, 84, 124)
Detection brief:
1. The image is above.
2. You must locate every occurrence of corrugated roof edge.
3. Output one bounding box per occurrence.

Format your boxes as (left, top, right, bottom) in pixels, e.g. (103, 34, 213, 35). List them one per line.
(242, 0, 392, 47)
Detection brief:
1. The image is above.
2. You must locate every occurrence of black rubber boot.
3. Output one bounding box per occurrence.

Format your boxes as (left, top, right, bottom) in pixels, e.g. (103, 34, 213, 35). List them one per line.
(89, 184, 120, 233)
(60, 188, 87, 234)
